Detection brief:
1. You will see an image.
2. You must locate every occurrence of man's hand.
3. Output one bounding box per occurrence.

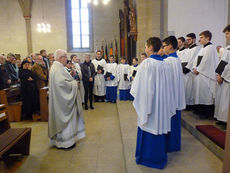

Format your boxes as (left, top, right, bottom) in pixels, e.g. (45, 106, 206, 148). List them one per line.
(193, 69, 199, 75)
(216, 74, 223, 84)
(7, 79, 11, 84)
(28, 77, 33, 81)
(106, 77, 110, 81)
(89, 77, 93, 82)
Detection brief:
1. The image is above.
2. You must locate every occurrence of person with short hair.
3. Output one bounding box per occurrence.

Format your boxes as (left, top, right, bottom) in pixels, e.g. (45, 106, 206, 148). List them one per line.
(140, 52, 147, 62)
(0, 55, 11, 89)
(162, 36, 186, 152)
(48, 49, 85, 149)
(92, 50, 107, 102)
(117, 57, 130, 101)
(192, 30, 218, 118)
(81, 54, 96, 110)
(5, 53, 19, 84)
(31, 55, 48, 89)
(214, 24, 230, 127)
(104, 55, 118, 103)
(40, 49, 50, 69)
(131, 37, 175, 169)
(177, 37, 187, 61)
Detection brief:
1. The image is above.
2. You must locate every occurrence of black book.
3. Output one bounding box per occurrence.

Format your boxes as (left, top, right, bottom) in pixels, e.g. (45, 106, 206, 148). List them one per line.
(105, 72, 112, 78)
(124, 74, 128, 81)
(181, 62, 190, 74)
(215, 60, 228, 75)
(197, 56, 203, 67)
(132, 70, 137, 77)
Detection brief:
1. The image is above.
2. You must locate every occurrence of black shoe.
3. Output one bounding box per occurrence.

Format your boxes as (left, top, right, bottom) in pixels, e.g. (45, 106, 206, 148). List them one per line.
(85, 106, 88, 110)
(90, 105, 94, 109)
(216, 121, 227, 126)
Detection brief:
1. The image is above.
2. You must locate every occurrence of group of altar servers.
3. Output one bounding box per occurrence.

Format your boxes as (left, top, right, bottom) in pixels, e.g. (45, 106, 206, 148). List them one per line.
(131, 24, 230, 169)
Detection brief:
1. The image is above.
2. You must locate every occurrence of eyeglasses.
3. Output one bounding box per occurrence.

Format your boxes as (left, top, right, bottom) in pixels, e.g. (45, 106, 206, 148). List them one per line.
(162, 44, 168, 48)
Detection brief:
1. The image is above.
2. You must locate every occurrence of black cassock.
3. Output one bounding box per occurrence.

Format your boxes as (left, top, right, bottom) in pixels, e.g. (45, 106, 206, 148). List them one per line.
(19, 68, 40, 119)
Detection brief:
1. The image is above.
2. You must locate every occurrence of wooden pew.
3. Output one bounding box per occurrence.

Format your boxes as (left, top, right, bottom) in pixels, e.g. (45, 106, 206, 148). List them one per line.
(0, 104, 31, 158)
(39, 87, 49, 121)
(0, 87, 22, 122)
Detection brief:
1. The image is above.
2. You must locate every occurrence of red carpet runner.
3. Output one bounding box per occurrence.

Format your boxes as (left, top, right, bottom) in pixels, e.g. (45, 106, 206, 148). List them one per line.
(196, 125, 226, 149)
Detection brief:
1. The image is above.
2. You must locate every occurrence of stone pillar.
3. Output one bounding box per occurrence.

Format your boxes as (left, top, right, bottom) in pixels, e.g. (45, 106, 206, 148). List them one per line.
(24, 16, 32, 54)
(136, 0, 168, 60)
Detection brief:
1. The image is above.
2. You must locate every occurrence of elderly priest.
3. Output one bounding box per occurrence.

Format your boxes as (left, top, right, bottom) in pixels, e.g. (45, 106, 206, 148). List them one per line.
(48, 49, 85, 149)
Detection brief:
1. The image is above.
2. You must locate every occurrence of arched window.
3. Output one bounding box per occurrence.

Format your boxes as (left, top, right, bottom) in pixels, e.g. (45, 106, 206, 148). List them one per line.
(66, 0, 93, 52)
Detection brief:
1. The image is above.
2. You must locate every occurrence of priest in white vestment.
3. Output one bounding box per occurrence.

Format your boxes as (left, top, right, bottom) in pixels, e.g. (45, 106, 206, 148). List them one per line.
(131, 37, 176, 169)
(92, 50, 106, 102)
(214, 25, 230, 125)
(71, 54, 85, 104)
(48, 49, 85, 149)
(192, 31, 218, 118)
(183, 33, 201, 106)
(117, 57, 131, 100)
(162, 36, 186, 152)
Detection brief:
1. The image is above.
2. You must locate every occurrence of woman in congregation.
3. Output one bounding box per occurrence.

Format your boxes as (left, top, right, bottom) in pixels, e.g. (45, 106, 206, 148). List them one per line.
(19, 60, 40, 120)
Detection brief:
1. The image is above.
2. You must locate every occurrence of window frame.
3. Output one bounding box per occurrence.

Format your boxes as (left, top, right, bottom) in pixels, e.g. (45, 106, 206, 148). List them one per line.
(66, 0, 93, 53)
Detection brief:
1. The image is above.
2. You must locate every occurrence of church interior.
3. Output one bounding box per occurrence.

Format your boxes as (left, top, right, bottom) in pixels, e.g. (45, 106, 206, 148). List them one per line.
(0, 0, 230, 173)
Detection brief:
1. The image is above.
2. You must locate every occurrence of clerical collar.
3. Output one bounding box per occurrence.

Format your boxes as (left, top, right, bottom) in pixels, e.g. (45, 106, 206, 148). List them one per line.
(134, 64, 138, 67)
(203, 42, 212, 48)
(96, 58, 102, 61)
(149, 54, 163, 61)
(179, 47, 186, 51)
(168, 52, 178, 58)
(189, 44, 197, 49)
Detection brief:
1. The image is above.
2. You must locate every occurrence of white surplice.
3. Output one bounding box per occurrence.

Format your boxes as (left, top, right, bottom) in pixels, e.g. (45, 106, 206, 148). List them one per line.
(214, 45, 230, 122)
(104, 63, 118, 87)
(192, 43, 218, 105)
(117, 64, 130, 90)
(131, 56, 176, 135)
(92, 58, 106, 96)
(48, 61, 85, 148)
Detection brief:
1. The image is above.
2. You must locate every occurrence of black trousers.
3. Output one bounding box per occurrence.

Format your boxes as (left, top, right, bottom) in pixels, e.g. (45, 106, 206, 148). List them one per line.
(83, 81, 94, 106)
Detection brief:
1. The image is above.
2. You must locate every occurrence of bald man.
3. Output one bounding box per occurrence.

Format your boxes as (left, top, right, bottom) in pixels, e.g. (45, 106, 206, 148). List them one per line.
(48, 49, 85, 149)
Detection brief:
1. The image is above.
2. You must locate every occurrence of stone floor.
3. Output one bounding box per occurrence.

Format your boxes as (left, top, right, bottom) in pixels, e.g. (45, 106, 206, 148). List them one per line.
(0, 101, 223, 173)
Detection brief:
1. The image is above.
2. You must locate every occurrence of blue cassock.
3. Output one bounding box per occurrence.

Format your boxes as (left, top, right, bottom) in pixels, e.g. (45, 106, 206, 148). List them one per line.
(165, 52, 181, 152)
(135, 55, 168, 169)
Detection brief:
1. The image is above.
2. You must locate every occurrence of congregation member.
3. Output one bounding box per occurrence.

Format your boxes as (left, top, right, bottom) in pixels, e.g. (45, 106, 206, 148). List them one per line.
(48, 53, 55, 67)
(117, 57, 131, 101)
(131, 37, 175, 169)
(31, 55, 48, 89)
(184, 33, 201, 107)
(92, 50, 106, 102)
(214, 24, 230, 127)
(162, 36, 186, 152)
(71, 54, 85, 103)
(81, 55, 96, 110)
(40, 49, 50, 69)
(31, 53, 37, 65)
(5, 53, 19, 84)
(129, 57, 138, 100)
(19, 60, 40, 120)
(12, 57, 19, 78)
(192, 30, 218, 118)
(48, 49, 85, 149)
(0, 55, 11, 89)
(104, 55, 118, 103)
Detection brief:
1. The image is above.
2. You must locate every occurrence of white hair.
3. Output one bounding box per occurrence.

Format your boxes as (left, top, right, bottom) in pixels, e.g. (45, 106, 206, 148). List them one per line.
(54, 49, 67, 60)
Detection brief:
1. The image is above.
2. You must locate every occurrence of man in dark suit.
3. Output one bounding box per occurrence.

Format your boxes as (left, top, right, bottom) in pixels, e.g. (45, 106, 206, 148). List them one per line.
(0, 55, 11, 89)
(40, 49, 50, 69)
(81, 54, 96, 110)
(5, 53, 19, 84)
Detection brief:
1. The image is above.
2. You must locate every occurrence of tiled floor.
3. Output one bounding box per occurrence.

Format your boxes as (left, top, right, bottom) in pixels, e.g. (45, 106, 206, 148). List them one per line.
(0, 102, 223, 173)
